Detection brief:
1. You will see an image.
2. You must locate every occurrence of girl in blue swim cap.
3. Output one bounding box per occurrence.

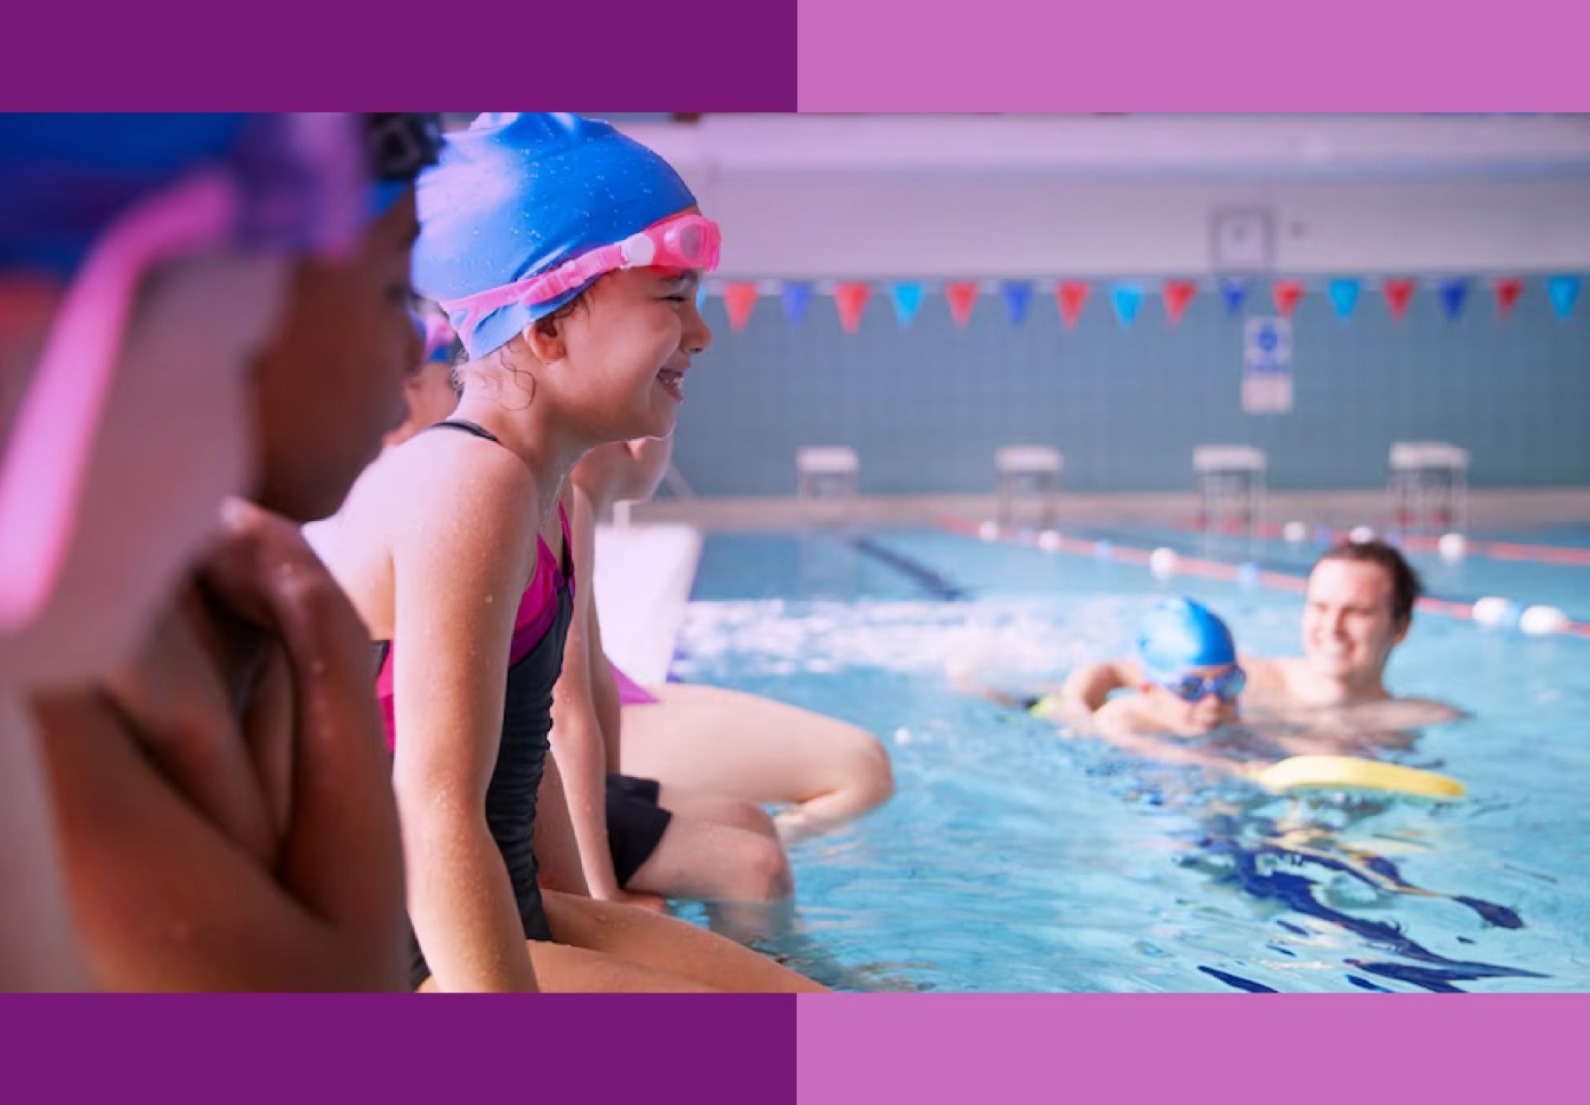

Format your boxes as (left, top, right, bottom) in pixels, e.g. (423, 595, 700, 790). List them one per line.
(323, 113, 823, 992)
(7, 112, 441, 991)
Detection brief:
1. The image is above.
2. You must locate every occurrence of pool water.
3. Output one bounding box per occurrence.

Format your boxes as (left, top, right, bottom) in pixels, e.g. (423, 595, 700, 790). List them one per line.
(669, 526, 1590, 993)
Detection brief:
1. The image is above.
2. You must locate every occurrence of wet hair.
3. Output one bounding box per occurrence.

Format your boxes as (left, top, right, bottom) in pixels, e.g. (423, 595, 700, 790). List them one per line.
(1313, 539, 1423, 627)
(454, 291, 590, 401)
(531, 290, 589, 338)
(361, 113, 443, 185)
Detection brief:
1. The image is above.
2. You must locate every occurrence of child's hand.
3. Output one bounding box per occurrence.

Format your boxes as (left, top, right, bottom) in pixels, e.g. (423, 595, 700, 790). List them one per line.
(102, 590, 279, 864)
(198, 498, 408, 983)
(38, 498, 407, 991)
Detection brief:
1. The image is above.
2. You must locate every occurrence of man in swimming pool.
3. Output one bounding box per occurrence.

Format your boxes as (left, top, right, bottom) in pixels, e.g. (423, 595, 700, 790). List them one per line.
(1243, 540, 1457, 721)
(1065, 540, 1459, 757)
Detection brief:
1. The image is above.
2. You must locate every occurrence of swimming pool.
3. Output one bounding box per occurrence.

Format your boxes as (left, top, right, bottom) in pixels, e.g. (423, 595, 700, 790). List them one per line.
(668, 524, 1590, 992)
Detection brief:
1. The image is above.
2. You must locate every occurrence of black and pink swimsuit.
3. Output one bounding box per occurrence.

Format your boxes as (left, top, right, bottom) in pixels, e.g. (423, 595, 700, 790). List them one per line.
(373, 418, 572, 988)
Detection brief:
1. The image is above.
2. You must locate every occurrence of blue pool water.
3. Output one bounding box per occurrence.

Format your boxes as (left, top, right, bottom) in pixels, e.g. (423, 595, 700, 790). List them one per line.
(670, 526, 1590, 993)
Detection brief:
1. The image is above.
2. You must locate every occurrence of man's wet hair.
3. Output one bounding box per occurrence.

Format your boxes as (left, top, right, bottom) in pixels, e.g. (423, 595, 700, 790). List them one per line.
(1315, 539, 1423, 626)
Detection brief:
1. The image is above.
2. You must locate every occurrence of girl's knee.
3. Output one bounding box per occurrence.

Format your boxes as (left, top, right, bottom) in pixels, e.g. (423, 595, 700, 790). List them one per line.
(722, 799, 779, 839)
(727, 833, 793, 902)
(839, 730, 894, 807)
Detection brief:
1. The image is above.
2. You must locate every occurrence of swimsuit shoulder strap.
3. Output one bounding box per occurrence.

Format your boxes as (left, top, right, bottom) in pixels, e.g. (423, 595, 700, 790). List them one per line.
(425, 418, 501, 443)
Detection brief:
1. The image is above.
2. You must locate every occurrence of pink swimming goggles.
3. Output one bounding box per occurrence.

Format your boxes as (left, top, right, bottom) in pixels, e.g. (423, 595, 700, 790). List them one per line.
(440, 212, 720, 341)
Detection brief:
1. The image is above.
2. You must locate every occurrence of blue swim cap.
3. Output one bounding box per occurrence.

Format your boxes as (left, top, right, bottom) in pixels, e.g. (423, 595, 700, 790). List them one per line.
(0, 114, 365, 280)
(1, 113, 442, 281)
(414, 112, 698, 359)
(1136, 598, 1237, 679)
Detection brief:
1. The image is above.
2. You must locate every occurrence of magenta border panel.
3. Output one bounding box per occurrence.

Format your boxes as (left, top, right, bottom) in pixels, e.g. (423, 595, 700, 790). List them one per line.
(798, 994, 1590, 1103)
(5, 994, 797, 1103)
(797, 0, 1590, 111)
(0, 0, 798, 110)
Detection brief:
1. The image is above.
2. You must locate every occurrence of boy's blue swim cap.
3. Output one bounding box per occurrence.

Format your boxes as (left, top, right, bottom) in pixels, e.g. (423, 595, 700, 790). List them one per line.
(1137, 597, 1237, 678)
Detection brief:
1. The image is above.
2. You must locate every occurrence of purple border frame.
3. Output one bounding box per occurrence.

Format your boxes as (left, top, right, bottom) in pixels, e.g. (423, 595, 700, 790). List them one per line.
(6, 994, 796, 1103)
(4, 1, 1589, 1102)
(0, 0, 798, 110)
(798, 994, 1590, 1103)
(797, 0, 1590, 109)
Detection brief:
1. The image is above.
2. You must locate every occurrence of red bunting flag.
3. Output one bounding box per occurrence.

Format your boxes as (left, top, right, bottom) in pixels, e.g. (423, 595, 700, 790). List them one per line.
(1383, 278, 1415, 321)
(1162, 280, 1197, 326)
(723, 282, 759, 333)
(834, 282, 872, 334)
(945, 281, 980, 328)
(1055, 281, 1090, 329)
(1272, 280, 1304, 318)
(1494, 277, 1524, 320)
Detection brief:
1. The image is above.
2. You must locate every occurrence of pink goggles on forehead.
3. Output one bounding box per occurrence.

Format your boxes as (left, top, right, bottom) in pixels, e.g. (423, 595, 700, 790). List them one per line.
(0, 173, 240, 634)
(440, 212, 720, 333)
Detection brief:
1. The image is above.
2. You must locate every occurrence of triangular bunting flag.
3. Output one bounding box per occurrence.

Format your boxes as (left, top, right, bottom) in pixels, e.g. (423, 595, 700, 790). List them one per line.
(1438, 278, 1470, 321)
(723, 282, 759, 333)
(1327, 279, 1360, 320)
(1001, 280, 1034, 326)
(1272, 280, 1304, 318)
(945, 281, 980, 328)
(1383, 278, 1415, 322)
(780, 281, 813, 326)
(1493, 277, 1524, 320)
(890, 282, 925, 328)
(1112, 282, 1144, 327)
(1056, 281, 1090, 329)
(1162, 280, 1196, 327)
(834, 282, 872, 334)
(1219, 277, 1250, 317)
(1548, 274, 1581, 318)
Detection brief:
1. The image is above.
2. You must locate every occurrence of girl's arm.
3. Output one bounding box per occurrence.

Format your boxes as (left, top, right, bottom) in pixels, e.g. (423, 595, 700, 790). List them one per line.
(388, 449, 542, 992)
(585, 561, 623, 773)
(542, 483, 628, 902)
(34, 501, 407, 992)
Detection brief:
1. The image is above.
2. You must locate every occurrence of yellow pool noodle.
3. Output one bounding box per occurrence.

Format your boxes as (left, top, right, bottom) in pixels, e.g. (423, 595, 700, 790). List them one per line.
(1251, 755, 1466, 800)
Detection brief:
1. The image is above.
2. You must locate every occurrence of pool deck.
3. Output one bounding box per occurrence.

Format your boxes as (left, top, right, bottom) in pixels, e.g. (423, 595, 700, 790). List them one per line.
(627, 487, 1590, 533)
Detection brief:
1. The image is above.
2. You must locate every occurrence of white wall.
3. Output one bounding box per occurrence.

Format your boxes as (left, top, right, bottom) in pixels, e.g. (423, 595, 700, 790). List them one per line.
(618, 116, 1590, 277)
(699, 176, 1590, 277)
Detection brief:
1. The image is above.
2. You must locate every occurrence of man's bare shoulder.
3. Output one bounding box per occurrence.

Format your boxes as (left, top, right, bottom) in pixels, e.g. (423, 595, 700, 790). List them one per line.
(1237, 653, 1296, 694)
